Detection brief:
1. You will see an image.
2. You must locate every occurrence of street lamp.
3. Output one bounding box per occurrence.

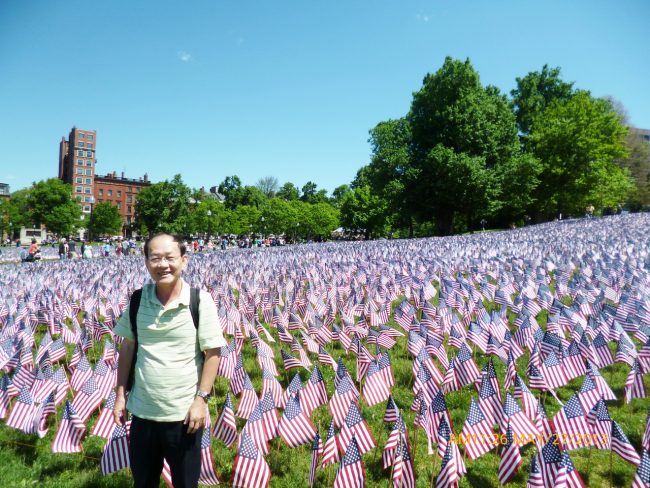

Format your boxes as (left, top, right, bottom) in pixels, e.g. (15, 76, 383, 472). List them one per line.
(88, 196, 96, 242)
(207, 209, 212, 244)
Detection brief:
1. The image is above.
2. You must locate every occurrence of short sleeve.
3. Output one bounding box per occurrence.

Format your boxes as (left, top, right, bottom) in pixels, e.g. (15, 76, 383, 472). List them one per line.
(113, 304, 135, 341)
(197, 290, 227, 351)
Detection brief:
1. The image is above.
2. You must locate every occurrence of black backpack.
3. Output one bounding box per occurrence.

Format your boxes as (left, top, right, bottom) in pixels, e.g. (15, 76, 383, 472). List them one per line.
(126, 287, 201, 391)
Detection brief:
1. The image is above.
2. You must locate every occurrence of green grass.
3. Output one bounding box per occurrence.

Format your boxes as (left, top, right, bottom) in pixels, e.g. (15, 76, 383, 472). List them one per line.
(1, 302, 647, 487)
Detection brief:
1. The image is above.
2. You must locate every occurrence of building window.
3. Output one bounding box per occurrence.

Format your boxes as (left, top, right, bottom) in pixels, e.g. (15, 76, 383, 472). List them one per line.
(127, 216, 132, 224)
(127, 205, 132, 214)
(85, 169, 92, 176)
(86, 160, 92, 166)
(117, 202, 121, 210)
(85, 178, 91, 184)
(84, 187, 91, 194)
(76, 186, 82, 193)
(79, 133, 85, 139)
(76, 177, 82, 183)
(83, 205, 90, 212)
(98, 189, 104, 196)
(127, 195, 132, 203)
(107, 190, 112, 197)
(86, 151, 92, 157)
(88, 143, 93, 149)
(84, 196, 92, 202)
(77, 159, 83, 165)
(77, 150, 84, 156)
(117, 191, 122, 198)
(78, 142, 85, 148)
(76, 168, 83, 174)
(87, 134, 93, 140)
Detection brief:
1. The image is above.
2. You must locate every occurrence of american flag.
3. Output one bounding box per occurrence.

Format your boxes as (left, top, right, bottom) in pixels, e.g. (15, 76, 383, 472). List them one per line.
(199, 418, 220, 486)
(0, 375, 19, 419)
(392, 433, 415, 488)
(435, 442, 459, 488)
(384, 395, 400, 424)
(553, 395, 593, 452)
(6, 385, 38, 432)
(632, 449, 650, 488)
(51, 400, 86, 453)
(283, 372, 303, 407)
(643, 406, 650, 453)
(100, 422, 130, 475)
(321, 420, 340, 467)
(330, 374, 357, 428)
(586, 399, 612, 450)
(461, 398, 495, 460)
(70, 353, 93, 392)
(625, 359, 647, 403)
(281, 349, 303, 371)
(526, 454, 544, 488)
(309, 430, 323, 486)
(71, 376, 104, 422)
(540, 435, 564, 488)
(213, 392, 238, 447)
(611, 420, 641, 466)
(338, 401, 376, 455)
(383, 414, 407, 469)
(333, 435, 365, 488)
(236, 374, 258, 419)
(302, 366, 328, 415)
(498, 424, 522, 485)
(502, 392, 536, 446)
(278, 391, 316, 448)
(362, 360, 390, 407)
(231, 430, 271, 488)
(477, 373, 504, 427)
(559, 451, 586, 488)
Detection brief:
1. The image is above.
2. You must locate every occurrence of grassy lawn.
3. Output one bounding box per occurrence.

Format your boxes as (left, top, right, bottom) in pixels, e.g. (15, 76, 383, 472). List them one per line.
(1, 306, 646, 487)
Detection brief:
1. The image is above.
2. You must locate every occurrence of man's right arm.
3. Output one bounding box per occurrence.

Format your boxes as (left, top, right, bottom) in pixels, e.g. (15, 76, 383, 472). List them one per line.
(113, 338, 135, 426)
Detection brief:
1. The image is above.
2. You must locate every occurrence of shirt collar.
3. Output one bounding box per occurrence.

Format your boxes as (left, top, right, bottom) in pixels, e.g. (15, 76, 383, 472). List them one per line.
(144, 280, 191, 308)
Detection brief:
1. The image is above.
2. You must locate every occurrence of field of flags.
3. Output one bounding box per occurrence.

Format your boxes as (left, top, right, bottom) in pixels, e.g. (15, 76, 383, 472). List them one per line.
(2, 214, 650, 486)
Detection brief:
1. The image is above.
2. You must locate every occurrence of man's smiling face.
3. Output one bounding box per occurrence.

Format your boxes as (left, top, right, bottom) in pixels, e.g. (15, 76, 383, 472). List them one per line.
(145, 235, 188, 286)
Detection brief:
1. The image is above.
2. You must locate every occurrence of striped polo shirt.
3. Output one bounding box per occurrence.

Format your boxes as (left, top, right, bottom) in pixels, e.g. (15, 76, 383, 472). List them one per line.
(114, 281, 226, 421)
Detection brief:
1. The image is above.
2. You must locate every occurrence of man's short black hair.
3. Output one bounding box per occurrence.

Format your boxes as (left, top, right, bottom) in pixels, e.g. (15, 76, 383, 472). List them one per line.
(144, 233, 186, 258)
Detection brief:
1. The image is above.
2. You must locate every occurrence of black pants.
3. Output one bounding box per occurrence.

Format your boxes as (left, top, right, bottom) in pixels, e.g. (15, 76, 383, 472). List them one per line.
(129, 415, 202, 488)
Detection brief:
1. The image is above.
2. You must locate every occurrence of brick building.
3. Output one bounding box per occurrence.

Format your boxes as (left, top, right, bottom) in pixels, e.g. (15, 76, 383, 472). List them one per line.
(0, 183, 10, 201)
(58, 127, 97, 214)
(58, 127, 151, 236)
(94, 171, 150, 233)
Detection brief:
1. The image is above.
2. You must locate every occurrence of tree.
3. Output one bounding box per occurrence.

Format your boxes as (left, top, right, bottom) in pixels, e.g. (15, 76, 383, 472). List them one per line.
(622, 128, 650, 210)
(276, 182, 300, 201)
(192, 199, 227, 238)
(27, 178, 81, 236)
(300, 182, 329, 204)
(0, 188, 30, 239)
(340, 186, 388, 239)
(330, 184, 351, 209)
(528, 91, 632, 217)
(407, 57, 523, 234)
(256, 176, 279, 198)
(302, 203, 340, 240)
(260, 198, 299, 237)
(89, 202, 123, 237)
(365, 118, 416, 235)
(510, 64, 574, 136)
(135, 174, 192, 236)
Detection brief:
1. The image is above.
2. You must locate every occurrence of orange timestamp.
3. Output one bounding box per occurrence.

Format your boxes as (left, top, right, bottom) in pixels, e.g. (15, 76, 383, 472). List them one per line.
(449, 432, 609, 446)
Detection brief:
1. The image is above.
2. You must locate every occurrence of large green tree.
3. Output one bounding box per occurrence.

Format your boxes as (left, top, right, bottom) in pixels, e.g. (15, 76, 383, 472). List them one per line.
(27, 179, 81, 236)
(89, 202, 123, 237)
(528, 91, 632, 217)
(276, 182, 300, 201)
(340, 185, 388, 239)
(406, 57, 526, 234)
(510, 64, 574, 136)
(135, 174, 192, 236)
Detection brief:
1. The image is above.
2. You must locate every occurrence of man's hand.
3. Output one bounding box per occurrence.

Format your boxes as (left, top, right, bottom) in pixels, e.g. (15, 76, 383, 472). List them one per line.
(113, 389, 127, 426)
(184, 397, 207, 434)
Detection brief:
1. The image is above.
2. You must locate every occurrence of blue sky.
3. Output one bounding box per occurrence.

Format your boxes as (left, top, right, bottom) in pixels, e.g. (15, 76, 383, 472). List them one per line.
(1, 0, 648, 194)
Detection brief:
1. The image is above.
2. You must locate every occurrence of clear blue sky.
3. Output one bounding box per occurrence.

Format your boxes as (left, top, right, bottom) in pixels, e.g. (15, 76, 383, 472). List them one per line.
(1, 0, 648, 194)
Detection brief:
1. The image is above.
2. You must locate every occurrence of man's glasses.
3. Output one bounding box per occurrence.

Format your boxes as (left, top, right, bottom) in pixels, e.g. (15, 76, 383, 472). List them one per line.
(148, 255, 181, 265)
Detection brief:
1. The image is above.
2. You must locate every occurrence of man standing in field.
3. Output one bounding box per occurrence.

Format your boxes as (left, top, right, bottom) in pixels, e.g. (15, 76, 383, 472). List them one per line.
(113, 233, 225, 488)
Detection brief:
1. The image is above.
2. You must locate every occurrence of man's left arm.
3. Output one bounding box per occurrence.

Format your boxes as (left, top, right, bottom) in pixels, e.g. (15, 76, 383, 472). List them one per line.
(184, 348, 221, 434)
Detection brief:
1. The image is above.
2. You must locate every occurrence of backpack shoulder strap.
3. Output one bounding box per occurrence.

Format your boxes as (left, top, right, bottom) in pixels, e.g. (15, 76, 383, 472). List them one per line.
(129, 288, 143, 341)
(190, 287, 200, 330)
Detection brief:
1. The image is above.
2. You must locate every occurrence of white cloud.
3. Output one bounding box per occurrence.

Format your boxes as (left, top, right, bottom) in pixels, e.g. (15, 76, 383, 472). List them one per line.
(177, 51, 192, 63)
